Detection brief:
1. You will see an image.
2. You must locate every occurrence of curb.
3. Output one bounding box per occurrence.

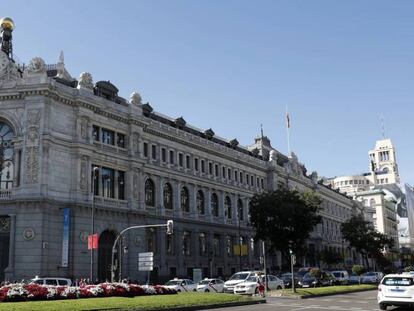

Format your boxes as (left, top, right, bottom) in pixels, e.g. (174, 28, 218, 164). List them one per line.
(270, 288, 376, 300)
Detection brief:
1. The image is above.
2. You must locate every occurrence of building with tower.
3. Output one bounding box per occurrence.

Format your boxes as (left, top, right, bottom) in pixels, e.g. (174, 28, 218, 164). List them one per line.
(0, 17, 363, 283)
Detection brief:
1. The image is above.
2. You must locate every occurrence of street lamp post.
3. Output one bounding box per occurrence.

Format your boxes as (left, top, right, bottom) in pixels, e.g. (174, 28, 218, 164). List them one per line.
(110, 220, 173, 283)
(90, 166, 99, 283)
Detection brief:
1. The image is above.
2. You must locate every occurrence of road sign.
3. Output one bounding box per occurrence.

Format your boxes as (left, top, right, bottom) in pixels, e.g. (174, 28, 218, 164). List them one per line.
(138, 252, 154, 271)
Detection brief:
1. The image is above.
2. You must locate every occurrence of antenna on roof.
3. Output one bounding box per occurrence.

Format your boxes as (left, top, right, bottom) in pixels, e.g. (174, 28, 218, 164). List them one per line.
(59, 50, 64, 64)
(260, 123, 264, 138)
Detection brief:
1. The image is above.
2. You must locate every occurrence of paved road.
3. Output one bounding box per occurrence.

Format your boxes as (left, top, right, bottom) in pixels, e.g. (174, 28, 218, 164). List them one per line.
(200, 291, 413, 311)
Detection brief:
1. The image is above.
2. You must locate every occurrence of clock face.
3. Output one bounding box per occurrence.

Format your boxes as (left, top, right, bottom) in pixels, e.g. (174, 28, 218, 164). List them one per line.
(0, 51, 9, 75)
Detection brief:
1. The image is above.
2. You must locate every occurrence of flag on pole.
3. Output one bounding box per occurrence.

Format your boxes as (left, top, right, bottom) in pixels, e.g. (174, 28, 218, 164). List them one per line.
(286, 111, 290, 128)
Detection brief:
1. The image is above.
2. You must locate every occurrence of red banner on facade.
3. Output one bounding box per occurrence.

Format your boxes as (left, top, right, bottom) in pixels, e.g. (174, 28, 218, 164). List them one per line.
(88, 234, 98, 250)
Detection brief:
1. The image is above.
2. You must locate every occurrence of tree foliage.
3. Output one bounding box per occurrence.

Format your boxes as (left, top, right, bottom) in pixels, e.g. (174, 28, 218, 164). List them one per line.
(320, 248, 342, 266)
(341, 214, 394, 268)
(249, 187, 322, 259)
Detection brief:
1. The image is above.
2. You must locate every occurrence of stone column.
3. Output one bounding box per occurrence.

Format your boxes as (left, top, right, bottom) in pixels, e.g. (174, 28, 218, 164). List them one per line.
(157, 227, 166, 276)
(12, 147, 21, 188)
(205, 188, 212, 221)
(4, 214, 16, 281)
(174, 181, 182, 218)
(138, 170, 146, 210)
(157, 176, 164, 216)
(219, 191, 225, 224)
(192, 228, 200, 269)
(175, 228, 183, 276)
(189, 184, 197, 219)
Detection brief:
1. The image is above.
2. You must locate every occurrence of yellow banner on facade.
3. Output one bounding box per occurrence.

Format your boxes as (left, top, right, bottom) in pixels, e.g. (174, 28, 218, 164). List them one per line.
(233, 244, 248, 256)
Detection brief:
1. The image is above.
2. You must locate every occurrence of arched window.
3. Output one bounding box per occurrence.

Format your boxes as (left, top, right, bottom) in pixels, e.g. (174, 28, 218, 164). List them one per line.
(145, 179, 155, 206)
(225, 196, 232, 219)
(382, 167, 389, 173)
(181, 186, 189, 212)
(237, 199, 244, 221)
(0, 122, 14, 190)
(211, 193, 219, 217)
(196, 190, 205, 215)
(163, 183, 173, 209)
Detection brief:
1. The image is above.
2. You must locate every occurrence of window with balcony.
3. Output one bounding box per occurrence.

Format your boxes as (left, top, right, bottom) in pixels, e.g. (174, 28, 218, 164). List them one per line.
(102, 128, 115, 145)
(181, 186, 190, 212)
(194, 158, 199, 171)
(164, 183, 173, 209)
(199, 233, 206, 255)
(92, 125, 100, 141)
(151, 145, 157, 160)
(161, 148, 166, 162)
(102, 167, 115, 198)
(143, 142, 148, 157)
(186, 155, 190, 169)
(237, 199, 244, 221)
(196, 190, 205, 215)
(179, 153, 184, 167)
(116, 133, 125, 148)
(169, 150, 174, 164)
(145, 178, 155, 206)
(224, 196, 232, 219)
(182, 231, 191, 256)
(211, 193, 219, 217)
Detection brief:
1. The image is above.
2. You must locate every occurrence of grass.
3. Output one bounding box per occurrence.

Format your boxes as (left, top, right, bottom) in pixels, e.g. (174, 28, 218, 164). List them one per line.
(0, 293, 255, 311)
(280, 284, 377, 297)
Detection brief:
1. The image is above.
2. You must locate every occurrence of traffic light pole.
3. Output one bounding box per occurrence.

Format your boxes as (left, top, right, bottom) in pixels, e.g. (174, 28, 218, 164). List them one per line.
(110, 220, 173, 283)
(291, 254, 296, 293)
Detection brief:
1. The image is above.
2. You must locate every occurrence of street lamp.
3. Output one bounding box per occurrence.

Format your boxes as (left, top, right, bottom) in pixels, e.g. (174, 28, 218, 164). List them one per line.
(90, 166, 99, 283)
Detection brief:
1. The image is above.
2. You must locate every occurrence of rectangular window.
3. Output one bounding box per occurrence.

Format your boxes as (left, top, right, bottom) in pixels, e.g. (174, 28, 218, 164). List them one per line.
(92, 125, 100, 141)
(256, 177, 259, 187)
(179, 153, 184, 167)
(235, 170, 238, 182)
(227, 168, 231, 180)
(161, 148, 166, 162)
(117, 171, 125, 200)
(151, 145, 157, 160)
(201, 160, 205, 173)
(215, 164, 219, 177)
(261, 178, 264, 189)
(194, 158, 199, 171)
(213, 235, 220, 256)
(183, 231, 191, 256)
(101, 167, 115, 198)
(222, 166, 226, 178)
(186, 155, 190, 169)
(209, 162, 213, 175)
(102, 128, 115, 145)
(250, 175, 253, 186)
(240, 172, 243, 183)
(169, 150, 174, 164)
(116, 133, 125, 148)
(143, 142, 148, 157)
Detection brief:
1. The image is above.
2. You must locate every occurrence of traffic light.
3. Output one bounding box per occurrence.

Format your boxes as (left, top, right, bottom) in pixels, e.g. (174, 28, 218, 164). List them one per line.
(166, 220, 174, 235)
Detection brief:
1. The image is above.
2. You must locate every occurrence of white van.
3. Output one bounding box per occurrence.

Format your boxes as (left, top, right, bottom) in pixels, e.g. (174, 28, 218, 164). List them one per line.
(31, 277, 72, 286)
(331, 271, 349, 285)
(223, 271, 263, 293)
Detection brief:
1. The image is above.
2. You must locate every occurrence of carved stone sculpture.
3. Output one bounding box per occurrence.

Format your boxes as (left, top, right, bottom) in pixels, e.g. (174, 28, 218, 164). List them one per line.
(27, 57, 46, 73)
(269, 150, 277, 162)
(130, 92, 142, 105)
(78, 72, 93, 90)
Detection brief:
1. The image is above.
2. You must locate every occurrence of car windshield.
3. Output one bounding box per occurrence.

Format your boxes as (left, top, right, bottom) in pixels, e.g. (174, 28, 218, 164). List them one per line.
(383, 277, 414, 286)
(165, 280, 182, 285)
(199, 280, 211, 285)
(332, 272, 341, 277)
(245, 276, 258, 283)
(282, 274, 292, 279)
(229, 273, 249, 280)
(303, 273, 315, 280)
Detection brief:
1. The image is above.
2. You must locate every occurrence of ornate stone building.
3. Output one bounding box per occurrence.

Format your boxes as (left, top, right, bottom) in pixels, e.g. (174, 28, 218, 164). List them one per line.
(0, 17, 362, 282)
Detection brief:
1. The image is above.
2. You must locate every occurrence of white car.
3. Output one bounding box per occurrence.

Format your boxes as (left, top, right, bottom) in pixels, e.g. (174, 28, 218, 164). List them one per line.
(378, 274, 414, 310)
(197, 278, 224, 293)
(331, 270, 349, 285)
(223, 271, 262, 293)
(164, 279, 197, 292)
(362, 272, 384, 284)
(234, 275, 284, 295)
(31, 277, 72, 286)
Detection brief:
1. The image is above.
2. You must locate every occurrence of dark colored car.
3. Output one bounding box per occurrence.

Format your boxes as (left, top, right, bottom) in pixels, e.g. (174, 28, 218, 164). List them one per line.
(298, 272, 335, 288)
(281, 273, 299, 288)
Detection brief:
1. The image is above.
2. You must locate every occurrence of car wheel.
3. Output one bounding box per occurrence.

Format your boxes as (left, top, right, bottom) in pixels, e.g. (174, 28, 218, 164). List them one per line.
(277, 286, 282, 290)
(193, 289, 197, 292)
(205, 289, 210, 293)
(177, 289, 181, 292)
(379, 303, 387, 310)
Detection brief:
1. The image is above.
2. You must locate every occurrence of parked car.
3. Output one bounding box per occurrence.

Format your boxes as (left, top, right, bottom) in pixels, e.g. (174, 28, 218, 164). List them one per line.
(331, 270, 349, 285)
(378, 274, 414, 310)
(361, 272, 384, 284)
(164, 279, 197, 292)
(349, 272, 361, 285)
(298, 272, 334, 288)
(30, 277, 72, 286)
(197, 278, 224, 293)
(223, 271, 262, 293)
(233, 274, 284, 295)
(281, 273, 299, 288)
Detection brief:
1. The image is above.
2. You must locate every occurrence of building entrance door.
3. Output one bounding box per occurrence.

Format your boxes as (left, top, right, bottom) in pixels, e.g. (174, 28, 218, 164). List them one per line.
(0, 216, 10, 282)
(98, 230, 117, 282)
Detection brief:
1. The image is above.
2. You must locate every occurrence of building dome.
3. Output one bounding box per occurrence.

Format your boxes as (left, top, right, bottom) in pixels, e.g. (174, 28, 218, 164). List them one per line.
(0, 17, 15, 30)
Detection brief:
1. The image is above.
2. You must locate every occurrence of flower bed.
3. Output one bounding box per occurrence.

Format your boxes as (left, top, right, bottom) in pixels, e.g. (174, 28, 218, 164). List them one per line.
(0, 282, 177, 302)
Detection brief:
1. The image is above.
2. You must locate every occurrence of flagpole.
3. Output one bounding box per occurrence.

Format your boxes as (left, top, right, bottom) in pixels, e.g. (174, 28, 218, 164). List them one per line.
(286, 105, 291, 155)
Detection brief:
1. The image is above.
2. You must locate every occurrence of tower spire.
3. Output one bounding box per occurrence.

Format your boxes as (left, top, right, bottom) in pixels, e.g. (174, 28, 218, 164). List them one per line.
(260, 123, 264, 138)
(59, 50, 64, 64)
(0, 17, 15, 60)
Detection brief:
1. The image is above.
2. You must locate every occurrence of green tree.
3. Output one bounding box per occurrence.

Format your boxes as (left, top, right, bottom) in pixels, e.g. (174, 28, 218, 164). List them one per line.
(352, 264, 365, 284)
(320, 248, 342, 266)
(341, 214, 394, 269)
(249, 187, 322, 261)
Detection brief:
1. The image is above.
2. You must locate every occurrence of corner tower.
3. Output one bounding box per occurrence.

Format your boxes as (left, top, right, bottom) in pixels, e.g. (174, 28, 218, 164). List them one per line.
(368, 138, 400, 185)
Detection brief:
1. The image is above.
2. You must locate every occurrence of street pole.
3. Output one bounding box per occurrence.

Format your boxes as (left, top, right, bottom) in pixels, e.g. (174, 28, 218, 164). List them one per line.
(90, 166, 99, 283)
(291, 254, 296, 293)
(262, 241, 267, 294)
(111, 221, 173, 283)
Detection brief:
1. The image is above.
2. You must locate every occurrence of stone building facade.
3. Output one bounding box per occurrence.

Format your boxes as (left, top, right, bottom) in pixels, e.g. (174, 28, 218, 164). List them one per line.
(0, 20, 363, 282)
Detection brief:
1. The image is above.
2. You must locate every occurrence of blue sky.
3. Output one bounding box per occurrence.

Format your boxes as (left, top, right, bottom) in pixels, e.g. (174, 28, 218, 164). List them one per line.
(5, 1, 414, 184)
